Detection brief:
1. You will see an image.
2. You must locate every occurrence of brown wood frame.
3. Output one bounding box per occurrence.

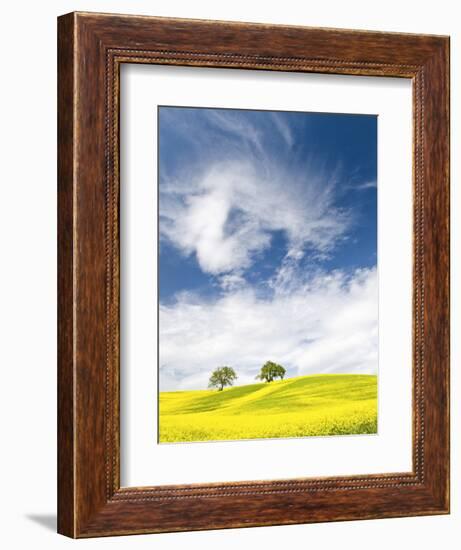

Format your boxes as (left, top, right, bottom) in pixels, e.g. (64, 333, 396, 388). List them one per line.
(58, 11, 450, 538)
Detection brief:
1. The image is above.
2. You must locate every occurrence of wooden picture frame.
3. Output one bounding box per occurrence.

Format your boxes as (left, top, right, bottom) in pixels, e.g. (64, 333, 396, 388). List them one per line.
(57, 11, 450, 538)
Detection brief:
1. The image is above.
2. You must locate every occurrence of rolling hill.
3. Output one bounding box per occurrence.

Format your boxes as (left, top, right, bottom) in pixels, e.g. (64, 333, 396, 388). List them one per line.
(159, 373, 377, 443)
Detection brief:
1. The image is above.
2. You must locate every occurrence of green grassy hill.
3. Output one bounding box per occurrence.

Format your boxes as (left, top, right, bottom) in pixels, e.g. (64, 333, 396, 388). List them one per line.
(159, 373, 377, 443)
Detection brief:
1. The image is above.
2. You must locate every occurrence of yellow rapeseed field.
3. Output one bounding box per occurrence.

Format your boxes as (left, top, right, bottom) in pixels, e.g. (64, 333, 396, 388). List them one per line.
(159, 374, 377, 443)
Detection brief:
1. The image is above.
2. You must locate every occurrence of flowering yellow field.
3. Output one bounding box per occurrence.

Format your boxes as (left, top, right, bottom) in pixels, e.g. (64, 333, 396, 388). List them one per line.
(159, 374, 377, 443)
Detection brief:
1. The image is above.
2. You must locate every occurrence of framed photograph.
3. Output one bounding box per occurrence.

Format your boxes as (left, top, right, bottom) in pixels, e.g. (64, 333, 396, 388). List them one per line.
(58, 12, 450, 537)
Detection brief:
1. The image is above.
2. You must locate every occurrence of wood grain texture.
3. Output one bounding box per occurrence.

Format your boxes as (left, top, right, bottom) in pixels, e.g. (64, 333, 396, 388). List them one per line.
(57, 12, 75, 538)
(57, 11, 450, 538)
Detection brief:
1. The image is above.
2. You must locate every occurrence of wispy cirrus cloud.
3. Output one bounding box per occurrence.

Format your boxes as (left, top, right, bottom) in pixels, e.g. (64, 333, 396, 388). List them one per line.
(270, 112, 295, 148)
(352, 180, 377, 191)
(160, 160, 349, 278)
(159, 108, 351, 283)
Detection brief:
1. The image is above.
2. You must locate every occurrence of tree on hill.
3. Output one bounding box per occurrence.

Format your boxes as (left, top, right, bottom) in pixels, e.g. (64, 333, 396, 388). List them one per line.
(256, 361, 286, 383)
(208, 366, 237, 391)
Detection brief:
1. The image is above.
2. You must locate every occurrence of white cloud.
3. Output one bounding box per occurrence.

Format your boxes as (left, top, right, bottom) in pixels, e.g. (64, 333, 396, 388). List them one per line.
(159, 108, 352, 279)
(160, 159, 349, 277)
(206, 110, 266, 157)
(270, 112, 294, 148)
(352, 180, 377, 191)
(159, 267, 378, 390)
(218, 273, 247, 292)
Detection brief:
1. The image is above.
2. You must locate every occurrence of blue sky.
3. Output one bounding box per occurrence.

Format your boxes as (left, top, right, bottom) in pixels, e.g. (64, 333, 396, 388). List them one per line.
(158, 106, 378, 391)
